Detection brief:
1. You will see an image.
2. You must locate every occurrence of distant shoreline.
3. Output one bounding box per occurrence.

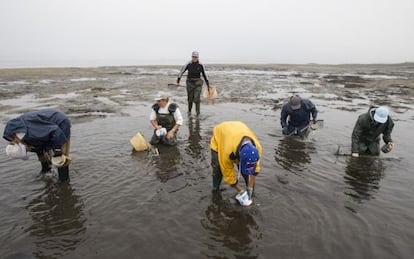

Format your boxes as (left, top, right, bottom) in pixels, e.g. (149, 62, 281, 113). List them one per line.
(0, 62, 413, 71)
(0, 60, 413, 70)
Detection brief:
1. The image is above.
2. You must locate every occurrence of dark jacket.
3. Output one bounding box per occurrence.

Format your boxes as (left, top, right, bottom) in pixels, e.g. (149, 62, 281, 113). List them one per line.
(177, 61, 210, 86)
(3, 109, 71, 151)
(351, 109, 394, 153)
(280, 99, 318, 129)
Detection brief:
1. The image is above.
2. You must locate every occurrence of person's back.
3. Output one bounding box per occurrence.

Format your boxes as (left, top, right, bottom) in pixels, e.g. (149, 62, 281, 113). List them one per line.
(3, 109, 70, 150)
(3, 108, 72, 181)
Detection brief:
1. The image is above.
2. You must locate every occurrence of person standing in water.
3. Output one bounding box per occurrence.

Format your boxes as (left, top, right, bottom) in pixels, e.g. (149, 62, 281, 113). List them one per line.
(3, 109, 72, 182)
(280, 95, 318, 137)
(210, 121, 263, 206)
(351, 106, 394, 157)
(177, 51, 211, 115)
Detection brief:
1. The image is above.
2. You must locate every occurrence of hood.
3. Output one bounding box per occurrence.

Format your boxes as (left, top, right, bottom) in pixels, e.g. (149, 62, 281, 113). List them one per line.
(369, 108, 376, 121)
(3, 117, 27, 142)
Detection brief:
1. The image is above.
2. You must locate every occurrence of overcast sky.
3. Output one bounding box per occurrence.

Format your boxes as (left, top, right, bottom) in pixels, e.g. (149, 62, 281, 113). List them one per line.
(1, 0, 413, 67)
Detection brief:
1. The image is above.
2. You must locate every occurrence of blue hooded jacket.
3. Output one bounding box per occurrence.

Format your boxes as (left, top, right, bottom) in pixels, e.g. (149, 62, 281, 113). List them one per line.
(280, 99, 318, 129)
(3, 109, 71, 151)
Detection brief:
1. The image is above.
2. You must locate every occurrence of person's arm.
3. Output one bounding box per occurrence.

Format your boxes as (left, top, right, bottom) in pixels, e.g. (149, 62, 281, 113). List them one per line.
(280, 106, 288, 128)
(177, 63, 189, 85)
(351, 117, 362, 156)
(247, 175, 256, 189)
(150, 111, 161, 130)
(309, 102, 318, 122)
(166, 108, 183, 139)
(383, 117, 394, 144)
(200, 63, 210, 87)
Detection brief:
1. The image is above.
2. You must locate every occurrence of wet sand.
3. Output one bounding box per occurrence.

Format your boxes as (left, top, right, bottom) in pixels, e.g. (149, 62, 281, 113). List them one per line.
(0, 64, 414, 258)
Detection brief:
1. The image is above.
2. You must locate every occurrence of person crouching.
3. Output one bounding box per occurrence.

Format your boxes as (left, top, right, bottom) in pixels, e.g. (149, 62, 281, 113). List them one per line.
(210, 121, 263, 206)
(149, 95, 183, 146)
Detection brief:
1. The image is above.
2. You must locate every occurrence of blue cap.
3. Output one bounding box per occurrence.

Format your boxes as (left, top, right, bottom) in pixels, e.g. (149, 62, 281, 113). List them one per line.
(240, 143, 259, 175)
(373, 106, 389, 123)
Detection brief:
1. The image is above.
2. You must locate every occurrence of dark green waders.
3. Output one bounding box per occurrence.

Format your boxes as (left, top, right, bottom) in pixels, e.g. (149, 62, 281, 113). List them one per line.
(211, 150, 223, 192)
(186, 78, 203, 114)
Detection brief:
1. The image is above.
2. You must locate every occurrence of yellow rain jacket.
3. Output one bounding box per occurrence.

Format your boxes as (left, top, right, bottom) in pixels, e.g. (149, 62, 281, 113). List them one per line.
(210, 121, 262, 185)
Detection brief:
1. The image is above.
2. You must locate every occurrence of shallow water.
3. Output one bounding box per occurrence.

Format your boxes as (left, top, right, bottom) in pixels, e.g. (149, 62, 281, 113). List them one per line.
(0, 64, 414, 258)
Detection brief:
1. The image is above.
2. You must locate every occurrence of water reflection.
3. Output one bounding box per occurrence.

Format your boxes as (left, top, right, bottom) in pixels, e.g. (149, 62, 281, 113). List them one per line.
(343, 157, 385, 211)
(152, 145, 182, 182)
(185, 116, 204, 159)
(275, 137, 315, 172)
(25, 182, 86, 258)
(200, 192, 261, 258)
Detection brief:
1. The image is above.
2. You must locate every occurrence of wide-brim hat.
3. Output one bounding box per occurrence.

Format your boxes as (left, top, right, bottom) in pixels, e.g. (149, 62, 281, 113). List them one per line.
(154, 94, 169, 101)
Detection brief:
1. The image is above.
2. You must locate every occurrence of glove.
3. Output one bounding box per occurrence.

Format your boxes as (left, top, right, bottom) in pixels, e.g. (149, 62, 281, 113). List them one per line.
(247, 187, 254, 199)
(381, 142, 393, 153)
(282, 127, 289, 135)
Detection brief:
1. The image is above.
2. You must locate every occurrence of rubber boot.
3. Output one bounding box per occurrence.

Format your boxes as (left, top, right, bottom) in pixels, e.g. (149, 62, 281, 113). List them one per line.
(40, 161, 51, 174)
(188, 102, 193, 113)
(195, 102, 201, 115)
(58, 166, 70, 182)
(212, 172, 223, 192)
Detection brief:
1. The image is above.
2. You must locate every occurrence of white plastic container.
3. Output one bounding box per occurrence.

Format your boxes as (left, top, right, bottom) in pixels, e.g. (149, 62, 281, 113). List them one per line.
(156, 128, 167, 137)
(236, 190, 252, 206)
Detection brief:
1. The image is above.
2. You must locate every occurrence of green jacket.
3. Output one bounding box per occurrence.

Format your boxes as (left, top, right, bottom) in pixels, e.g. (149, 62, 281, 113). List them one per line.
(351, 110, 394, 154)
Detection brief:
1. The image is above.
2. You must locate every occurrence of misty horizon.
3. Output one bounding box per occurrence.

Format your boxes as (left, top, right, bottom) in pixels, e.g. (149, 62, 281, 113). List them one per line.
(1, 0, 413, 68)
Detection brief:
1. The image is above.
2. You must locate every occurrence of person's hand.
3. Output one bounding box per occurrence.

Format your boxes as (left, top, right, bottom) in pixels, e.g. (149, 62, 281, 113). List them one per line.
(63, 156, 72, 167)
(351, 153, 359, 157)
(310, 120, 318, 130)
(44, 150, 54, 160)
(155, 125, 162, 130)
(166, 130, 174, 139)
(234, 184, 243, 193)
(282, 127, 289, 135)
(381, 142, 394, 153)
